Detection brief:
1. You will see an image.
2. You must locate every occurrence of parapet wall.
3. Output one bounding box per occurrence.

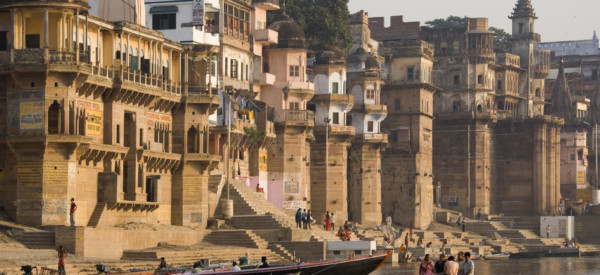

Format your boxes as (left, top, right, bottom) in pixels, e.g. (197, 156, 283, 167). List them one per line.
(369, 16, 421, 42)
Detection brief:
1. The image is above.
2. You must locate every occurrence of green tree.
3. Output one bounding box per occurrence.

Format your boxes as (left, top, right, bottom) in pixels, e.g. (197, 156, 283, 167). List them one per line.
(424, 16, 467, 29)
(267, 0, 352, 52)
(489, 27, 512, 52)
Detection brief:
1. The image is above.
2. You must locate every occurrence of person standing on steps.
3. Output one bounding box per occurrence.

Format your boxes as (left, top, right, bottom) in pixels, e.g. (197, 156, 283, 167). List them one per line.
(477, 208, 482, 220)
(325, 211, 331, 231)
(410, 222, 414, 239)
(330, 213, 335, 232)
(295, 208, 302, 229)
(307, 210, 312, 229)
(158, 257, 167, 269)
(69, 198, 77, 227)
(302, 209, 307, 229)
(546, 225, 550, 238)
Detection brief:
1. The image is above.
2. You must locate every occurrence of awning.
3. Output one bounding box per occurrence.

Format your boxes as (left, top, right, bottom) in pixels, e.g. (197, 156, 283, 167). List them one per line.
(205, 3, 220, 13)
(149, 6, 178, 14)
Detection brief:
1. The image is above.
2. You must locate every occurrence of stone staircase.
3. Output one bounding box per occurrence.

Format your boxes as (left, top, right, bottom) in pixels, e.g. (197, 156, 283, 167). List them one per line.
(87, 202, 107, 228)
(203, 230, 269, 249)
(16, 231, 55, 249)
(220, 180, 340, 242)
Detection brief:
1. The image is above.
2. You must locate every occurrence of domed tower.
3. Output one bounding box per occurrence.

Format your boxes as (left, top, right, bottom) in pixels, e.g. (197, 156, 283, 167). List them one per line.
(346, 48, 388, 226)
(261, 14, 315, 214)
(308, 45, 356, 224)
(509, 0, 547, 117)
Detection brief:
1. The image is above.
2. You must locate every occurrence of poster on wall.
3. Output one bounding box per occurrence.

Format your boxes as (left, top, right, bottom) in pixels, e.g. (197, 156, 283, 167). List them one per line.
(283, 201, 305, 210)
(577, 171, 586, 185)
(20, 101, 44, 130)
(192, 0, 205, 26)
(284, 181, 299, 194)
(77, 100, 102, 136)
(259, 153, 268, 171)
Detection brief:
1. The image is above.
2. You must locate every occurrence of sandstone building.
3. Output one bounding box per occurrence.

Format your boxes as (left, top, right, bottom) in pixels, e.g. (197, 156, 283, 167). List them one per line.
(347, 11, 388, 227)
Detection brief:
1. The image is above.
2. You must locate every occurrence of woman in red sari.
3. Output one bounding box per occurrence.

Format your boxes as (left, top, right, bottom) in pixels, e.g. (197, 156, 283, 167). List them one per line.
(325, 211, 331, 231)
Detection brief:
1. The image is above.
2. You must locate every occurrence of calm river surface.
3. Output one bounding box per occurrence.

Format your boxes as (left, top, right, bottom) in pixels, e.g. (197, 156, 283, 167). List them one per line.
(372, 257, 600, 274)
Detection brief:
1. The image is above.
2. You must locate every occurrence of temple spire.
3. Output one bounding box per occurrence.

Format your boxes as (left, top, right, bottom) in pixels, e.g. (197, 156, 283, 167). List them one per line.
(550, 59, 573, 120)
(510, 0, 537, 19)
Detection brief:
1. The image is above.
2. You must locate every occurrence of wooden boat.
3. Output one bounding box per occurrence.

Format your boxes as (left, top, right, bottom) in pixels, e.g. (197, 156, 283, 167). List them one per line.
(509, 250, 548, 259)
(119, 251, 391, 275)
(483, 253, 510, 260)
(546, 248, 581, 257)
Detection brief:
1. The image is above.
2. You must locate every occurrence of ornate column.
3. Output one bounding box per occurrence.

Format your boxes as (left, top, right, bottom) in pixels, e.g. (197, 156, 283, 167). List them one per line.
(43, 8, 49, 48)
(75, 9, 79, 63)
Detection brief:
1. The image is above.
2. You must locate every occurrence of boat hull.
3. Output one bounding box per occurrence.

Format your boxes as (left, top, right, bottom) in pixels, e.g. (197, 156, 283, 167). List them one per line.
(200, 251, 392, 275)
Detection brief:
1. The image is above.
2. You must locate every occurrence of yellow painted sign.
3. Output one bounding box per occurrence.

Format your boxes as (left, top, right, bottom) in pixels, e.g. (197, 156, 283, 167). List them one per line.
(20, 101, 44, 130)
(86, 110, 102, 136)
(77, 100, 103, 136)
(577, 171, 586, 185)
(259, 153, 268, 171)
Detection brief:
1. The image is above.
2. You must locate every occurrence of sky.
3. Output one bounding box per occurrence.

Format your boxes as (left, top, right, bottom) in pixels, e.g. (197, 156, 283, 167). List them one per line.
(348, 0, 599, 42)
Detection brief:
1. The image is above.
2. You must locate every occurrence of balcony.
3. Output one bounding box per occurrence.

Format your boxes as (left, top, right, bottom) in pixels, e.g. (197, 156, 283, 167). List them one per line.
(252, 0, 279, 10)
(496, 53, 521, 68)
(355, 133, 388, 144)
(534, 49, 551, 79)
(329, 125, 355, 136)
(255, 72, 276, 86)
(275, 110, 315, 127)
(312, 94, 354, 105)
(254, 29, 278, 45)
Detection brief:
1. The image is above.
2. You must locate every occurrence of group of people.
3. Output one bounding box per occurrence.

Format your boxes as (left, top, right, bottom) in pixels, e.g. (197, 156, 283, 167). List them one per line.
(295, 208, 314, 229)
(420, 252, 475, 275)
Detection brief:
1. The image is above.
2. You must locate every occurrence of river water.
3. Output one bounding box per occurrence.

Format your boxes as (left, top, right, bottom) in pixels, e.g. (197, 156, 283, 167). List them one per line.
(372, 257, 600, 274)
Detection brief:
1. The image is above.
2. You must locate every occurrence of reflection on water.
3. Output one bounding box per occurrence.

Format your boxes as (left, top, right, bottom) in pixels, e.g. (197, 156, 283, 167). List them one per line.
(372, 257, 600, 275)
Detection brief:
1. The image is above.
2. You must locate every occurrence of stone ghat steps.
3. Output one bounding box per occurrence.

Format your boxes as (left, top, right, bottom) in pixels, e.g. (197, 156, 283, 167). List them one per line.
(87, 202, 107, 228)
(225, 180, 342, 242)
(228, 215, 283, 230)
(17, 231, 55, 249)
(202, 230, 269, 249)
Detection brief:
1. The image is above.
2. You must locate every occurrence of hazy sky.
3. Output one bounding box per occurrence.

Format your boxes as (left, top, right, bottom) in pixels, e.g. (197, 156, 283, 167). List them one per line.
(348, 0, 599, 42)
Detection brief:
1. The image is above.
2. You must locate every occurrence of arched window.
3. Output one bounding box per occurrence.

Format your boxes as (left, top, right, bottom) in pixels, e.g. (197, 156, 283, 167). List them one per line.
(535, 88, 541, 98)
(477, 104, 482, 112)
(453, 101, 461, 112)
(48, 101, 61, 134)
(187, 126, 198, 153)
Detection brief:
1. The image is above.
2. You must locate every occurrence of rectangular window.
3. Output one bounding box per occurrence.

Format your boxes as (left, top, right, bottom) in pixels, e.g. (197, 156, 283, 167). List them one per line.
(570, 154, 575, 161)
(211, 62, 216, 77)
(593, 69, 598, 80)
(289, 102, 299, 110)
(116, 125, 120, 144)
(231, 59, 238, 79)
(332, 112, 339, 125)
(290, 66, 299, 77)
(367, 121, 374, 132)
(407, 66, 414, 80)
(578, 150, 583, 160)
(225, 58, 228, 77)
(390, 130, 398, 142)
(139, 128, 144, 147)
(0, 32, 7, 51)
(497, 80, 502, 90)
(246, 64, 249, 80)
(25, 34, 40, 49)
(152, 13, 176, 30)
(394, 99, 401, 111)
(366, 89, 375, 99)
(454, 75, 460, 85)
(519, 23, 524, 34)
(332, 82, 339, 94)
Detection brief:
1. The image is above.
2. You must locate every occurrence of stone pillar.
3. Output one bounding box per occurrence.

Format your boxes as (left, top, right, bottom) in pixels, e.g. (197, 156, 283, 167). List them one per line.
(21, 11, 26, 48)
(43, 8, 49, 48)
(10, 9, 15, 49)
(169, 49, 173, 82)
(533, 122, 547, 214)
(75, 9, 79, 63)
(111, 32, 115, 67)
(84, 14, 88, 53)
